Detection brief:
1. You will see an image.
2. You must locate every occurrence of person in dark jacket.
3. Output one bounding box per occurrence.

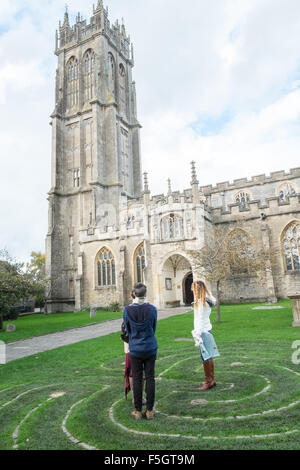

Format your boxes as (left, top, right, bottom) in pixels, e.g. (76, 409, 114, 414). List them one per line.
(123, 283, 158, 420)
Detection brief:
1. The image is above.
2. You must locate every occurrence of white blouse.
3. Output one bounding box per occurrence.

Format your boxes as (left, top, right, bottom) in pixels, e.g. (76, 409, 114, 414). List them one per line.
(193, 295, 216, 334)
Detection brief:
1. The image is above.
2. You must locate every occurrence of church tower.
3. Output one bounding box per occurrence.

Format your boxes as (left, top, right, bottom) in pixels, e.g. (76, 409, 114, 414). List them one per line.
(46, 2, 142, 312)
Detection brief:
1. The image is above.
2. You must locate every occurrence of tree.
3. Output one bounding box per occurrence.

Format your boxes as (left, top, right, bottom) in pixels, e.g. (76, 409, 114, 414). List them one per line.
(0, 250, 45, 330)
(188, 223, 277, 323)
(26, 252, 46, 308)
(26, 252, 45, 282)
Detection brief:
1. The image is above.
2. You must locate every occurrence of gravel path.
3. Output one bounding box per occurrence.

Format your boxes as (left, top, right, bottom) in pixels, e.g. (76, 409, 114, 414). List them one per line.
(5, 307, 191, 363)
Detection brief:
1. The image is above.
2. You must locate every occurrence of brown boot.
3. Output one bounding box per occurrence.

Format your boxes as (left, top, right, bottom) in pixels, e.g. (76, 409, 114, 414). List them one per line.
(197, 361, 214, 390)
(210, 360, 216, 388)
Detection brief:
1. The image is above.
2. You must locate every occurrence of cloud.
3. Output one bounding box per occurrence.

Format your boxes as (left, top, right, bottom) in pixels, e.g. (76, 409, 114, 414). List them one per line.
(1, 0, 300, 263)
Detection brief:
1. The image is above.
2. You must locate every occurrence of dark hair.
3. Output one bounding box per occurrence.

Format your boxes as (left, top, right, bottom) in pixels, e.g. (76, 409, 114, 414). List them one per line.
(131, 290, 136, 299)
(134, 283, 147, 298)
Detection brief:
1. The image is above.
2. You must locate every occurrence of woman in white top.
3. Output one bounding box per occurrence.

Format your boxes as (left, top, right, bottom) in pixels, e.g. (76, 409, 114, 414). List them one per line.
(192, 281, 220, 391)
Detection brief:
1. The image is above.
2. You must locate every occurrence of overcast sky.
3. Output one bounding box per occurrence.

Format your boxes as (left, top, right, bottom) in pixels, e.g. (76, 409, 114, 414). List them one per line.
(1, 0, 300, 264)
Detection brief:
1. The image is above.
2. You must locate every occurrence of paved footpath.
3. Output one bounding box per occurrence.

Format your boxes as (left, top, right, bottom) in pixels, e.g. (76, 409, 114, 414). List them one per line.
(5, 307, 191, 363)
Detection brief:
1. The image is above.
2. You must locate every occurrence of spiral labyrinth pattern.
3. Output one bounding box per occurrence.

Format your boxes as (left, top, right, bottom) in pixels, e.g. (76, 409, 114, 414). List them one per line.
(0, 341, 299, 450)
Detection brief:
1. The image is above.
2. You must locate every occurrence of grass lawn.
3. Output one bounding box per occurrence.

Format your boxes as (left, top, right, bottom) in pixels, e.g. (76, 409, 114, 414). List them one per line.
(0, 310, 123, 344)
(0, 299, 299, 450)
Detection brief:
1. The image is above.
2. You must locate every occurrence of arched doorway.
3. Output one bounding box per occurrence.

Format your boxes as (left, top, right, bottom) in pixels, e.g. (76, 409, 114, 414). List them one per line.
(183, 272, 193, 305)
(160, 254, 192, 308)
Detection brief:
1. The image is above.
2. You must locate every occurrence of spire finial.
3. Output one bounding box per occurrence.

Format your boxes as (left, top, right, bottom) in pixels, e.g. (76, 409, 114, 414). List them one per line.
(63, 4, 70, 26)
(143, 172, 150, 194)
(95, 0, 103, 11)
(167, 178, 172, 195)
(191, 161, 199, 185)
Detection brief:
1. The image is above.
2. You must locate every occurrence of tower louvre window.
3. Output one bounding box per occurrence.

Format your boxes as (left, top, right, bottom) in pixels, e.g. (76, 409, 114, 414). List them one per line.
(83, 49, 96, 102)
(96, 248, 116, 287)
(73, 169, 80, 188)
(66, 57, 79, 109)
(108, 53, 116, 97)
(121, 127, 129, 193)
(119, 63, 126, 114)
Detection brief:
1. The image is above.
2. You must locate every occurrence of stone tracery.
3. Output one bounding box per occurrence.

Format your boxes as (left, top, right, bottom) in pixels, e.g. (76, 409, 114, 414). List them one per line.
(66, 57, 79, 109)
(96, 247, 116, 287)
(282, 222, 300, 271)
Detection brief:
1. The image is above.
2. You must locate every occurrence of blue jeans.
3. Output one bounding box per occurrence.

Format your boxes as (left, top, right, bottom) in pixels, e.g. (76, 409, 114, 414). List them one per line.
(200, 330, 212, 363)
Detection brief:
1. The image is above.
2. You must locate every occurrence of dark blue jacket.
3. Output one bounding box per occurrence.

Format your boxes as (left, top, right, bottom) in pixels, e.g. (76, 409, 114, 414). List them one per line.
(123, 303, 158, 358)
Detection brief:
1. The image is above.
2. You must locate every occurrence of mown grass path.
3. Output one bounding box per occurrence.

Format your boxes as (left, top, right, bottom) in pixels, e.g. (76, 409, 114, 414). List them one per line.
(0, 300, 299, 450)
(0, 310, 123, 344)
(4, 307, 190, 362)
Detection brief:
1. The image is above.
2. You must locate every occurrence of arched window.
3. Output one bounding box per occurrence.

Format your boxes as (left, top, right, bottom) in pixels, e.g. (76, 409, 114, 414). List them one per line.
(96, 248, 116, 287)
(66, 57, 79, 109)
(83, 49, 95, 102)
(278, 183, 297, 203)
(134, 243, 146, 284)
(119, 63, 126, 114)
(282, 222, 300, 271)
(234, 191, 251, 209)
(108, 53, 116, 97)
(161, 214, 184, 241)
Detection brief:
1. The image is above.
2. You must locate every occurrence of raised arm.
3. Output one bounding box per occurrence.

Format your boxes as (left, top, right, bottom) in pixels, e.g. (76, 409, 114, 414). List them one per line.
(206, 294, 217, 306)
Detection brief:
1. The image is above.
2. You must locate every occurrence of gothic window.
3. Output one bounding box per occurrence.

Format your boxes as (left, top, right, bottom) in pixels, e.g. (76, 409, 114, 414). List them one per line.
(278, 183, 297, 203)
(66, 57, 79, 109)
(134, 243, 146, 284)
(83, 49, 96, 102)
(96, 248, 116, 287)
(108, 53, 116, 97)
(234, 191, 251, 209)
(119, 63, 126, 114)
(73, 169, 80, 188)
(161, 214, 184, 241)
(282, 222, 300, 271)
(121, 128, 130, 193)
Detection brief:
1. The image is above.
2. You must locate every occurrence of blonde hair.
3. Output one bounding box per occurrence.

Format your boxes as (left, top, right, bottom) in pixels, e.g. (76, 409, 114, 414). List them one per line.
(192, 281, 210, 308)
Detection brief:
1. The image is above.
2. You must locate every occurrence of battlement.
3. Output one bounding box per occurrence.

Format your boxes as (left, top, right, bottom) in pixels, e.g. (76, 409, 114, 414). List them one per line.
(211, 193, 300, 221)
(56, 2, 132, 60)
(149, 188, 193, 206)
(200, 167, 300, 195)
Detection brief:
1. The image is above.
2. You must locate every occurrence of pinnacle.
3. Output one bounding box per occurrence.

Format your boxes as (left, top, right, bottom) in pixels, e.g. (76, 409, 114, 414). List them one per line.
(95, 0, 103, 11)
(191, 161, 199, 185)
(63, 4, 69, 25)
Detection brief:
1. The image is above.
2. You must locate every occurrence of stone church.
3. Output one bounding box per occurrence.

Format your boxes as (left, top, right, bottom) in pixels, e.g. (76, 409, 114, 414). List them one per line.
(45, 1, 300, 313)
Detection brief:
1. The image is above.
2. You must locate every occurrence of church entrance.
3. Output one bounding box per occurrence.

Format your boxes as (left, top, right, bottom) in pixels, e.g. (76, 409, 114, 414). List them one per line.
(183, 272, 194, 305)
(160, 254, 192, 308)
